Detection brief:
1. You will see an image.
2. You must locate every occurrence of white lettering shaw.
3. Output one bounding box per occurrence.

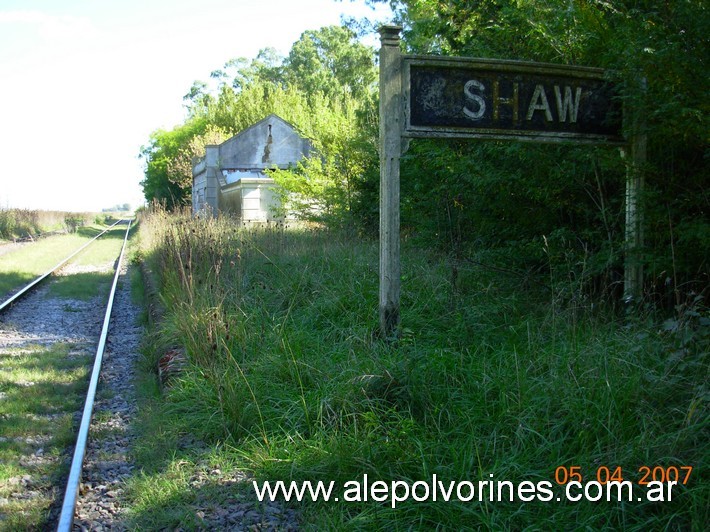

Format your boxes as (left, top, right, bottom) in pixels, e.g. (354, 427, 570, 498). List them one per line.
(378, 26, 640, 337)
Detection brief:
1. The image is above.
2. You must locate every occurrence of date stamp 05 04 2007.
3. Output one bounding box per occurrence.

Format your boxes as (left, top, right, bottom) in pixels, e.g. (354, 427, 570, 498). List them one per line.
(554, 465, 694, 486)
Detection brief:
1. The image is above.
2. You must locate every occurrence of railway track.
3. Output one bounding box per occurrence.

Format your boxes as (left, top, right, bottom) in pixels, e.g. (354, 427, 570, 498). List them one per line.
(0, 220, 137, 530)
(0, 219, 125, 313)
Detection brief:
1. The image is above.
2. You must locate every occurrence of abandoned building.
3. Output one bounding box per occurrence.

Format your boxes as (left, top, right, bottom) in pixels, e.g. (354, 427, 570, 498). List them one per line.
(192, 114, 312, 221)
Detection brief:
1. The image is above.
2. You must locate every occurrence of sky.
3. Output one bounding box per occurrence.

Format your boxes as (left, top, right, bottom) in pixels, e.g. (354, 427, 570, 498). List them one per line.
(0, 0, 393, 212)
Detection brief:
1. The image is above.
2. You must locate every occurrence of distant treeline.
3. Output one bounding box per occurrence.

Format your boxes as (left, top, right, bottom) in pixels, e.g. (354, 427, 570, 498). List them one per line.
(103, 204, 131, 212)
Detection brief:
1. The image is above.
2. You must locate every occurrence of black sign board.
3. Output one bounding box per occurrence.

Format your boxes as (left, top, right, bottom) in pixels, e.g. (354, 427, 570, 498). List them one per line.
(404, 56, 623, 144)
(376, 26, 635, 336)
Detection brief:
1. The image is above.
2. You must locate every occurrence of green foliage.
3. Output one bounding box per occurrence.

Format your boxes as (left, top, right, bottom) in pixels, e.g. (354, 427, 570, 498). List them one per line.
(284, 26, 377, 100)
(141, 2, 707, 296)
(207, 48, 285, 94)
(0, 210, 19, 239)
(399, 139, 629, 300)
(369, 0, 709, 300)
(166, 125, 229, 192)
(268, 91, 379, 229)
(140, 118, 213, 209)
(133, 212, 709, 529)
(63, 214, 85, 233)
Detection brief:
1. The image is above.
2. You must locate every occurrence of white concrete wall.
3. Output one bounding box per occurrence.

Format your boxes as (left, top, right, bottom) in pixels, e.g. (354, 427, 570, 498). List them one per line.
(218, 114, 311, 170)
(192, 115, 310, 220)
(220, 179, 280, 222)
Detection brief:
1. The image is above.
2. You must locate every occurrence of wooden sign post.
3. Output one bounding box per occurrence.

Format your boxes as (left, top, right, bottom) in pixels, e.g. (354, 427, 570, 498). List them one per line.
(378, 26, 636, 336)
(378, 26, 403, 336)
(622, 78, 647, 303)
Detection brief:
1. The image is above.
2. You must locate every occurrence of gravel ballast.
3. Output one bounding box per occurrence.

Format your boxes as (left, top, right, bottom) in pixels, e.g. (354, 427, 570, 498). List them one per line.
(2, 258, 301, 530)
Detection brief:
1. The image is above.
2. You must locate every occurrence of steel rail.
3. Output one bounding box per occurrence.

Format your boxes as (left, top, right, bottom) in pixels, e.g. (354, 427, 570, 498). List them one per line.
(0, 219, 125, 313)
(56, 219, 133, 532)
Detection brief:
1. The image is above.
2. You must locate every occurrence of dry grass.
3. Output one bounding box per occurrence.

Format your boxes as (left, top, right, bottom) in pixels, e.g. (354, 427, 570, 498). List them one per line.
(0, 209, 96, 241)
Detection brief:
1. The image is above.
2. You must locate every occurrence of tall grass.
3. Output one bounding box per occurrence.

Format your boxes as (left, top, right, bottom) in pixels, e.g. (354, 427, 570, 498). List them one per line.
(135, 208, 708, 530)
(0, 208, 95, 240)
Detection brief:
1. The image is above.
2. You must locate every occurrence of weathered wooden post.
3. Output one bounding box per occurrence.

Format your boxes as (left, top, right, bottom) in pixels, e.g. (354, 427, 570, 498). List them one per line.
(378, 26, 403, 337)
(376, 37, 624, 330)
(623, 78, 647, 303)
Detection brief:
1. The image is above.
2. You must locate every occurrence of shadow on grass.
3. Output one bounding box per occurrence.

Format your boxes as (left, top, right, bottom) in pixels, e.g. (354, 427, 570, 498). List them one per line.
(0, 379, 87, 424)
(76, 226, 116, 239)
(0, 271, 34, 301)
(0, 349, 89, 374)
(75, 226, 103, 238)
(76, 220, 134, 240)
(127, 468, 296, 530)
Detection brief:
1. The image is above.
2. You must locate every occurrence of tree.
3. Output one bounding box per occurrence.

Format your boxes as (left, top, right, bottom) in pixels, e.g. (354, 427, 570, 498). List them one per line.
(284, 26, 377, 100)
(368, 0, 708, 299)
(209, 48, 285, 93)
(183, 80, 214, 116)
(140, 119, 210, 208)
(166, 125, 229, 192)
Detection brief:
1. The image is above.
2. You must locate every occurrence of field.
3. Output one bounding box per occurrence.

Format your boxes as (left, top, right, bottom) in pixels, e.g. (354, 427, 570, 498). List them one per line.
(130, 210, 708, 529)
(0, 223, 126, 300)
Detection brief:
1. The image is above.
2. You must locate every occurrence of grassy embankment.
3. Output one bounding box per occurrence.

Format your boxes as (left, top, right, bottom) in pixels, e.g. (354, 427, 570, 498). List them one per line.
(130, 210, 708, 530)
(0, 222, 126, 300)
(0, 222, 129, 530)
(0, 209, 102, 242)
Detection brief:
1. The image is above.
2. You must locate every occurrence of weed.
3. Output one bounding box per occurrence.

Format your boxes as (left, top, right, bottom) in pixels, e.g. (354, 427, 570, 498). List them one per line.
(128, 209, 708, 530)
(0, 343, 91, 530)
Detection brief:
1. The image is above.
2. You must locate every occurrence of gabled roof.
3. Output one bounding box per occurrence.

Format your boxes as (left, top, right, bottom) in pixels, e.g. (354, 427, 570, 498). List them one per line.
(217, 113, 312, 170)
(238, 114, 304, 137)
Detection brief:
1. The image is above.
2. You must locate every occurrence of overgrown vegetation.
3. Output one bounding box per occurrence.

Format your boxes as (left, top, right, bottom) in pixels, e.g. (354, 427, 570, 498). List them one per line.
(0, 209, 95, 241)
(133, 1, 708, 528)
(140, 0, 708, 304)
(131, 210, 707, 529)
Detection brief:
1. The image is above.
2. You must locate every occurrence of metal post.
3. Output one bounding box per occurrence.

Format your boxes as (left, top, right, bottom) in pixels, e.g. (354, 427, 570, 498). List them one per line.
(378, 26, 403, 337)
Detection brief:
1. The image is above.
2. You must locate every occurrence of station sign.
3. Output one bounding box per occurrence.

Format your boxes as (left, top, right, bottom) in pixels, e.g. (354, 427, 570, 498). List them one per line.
(404, 57, 623, 144)
(376, 25, 637, 336)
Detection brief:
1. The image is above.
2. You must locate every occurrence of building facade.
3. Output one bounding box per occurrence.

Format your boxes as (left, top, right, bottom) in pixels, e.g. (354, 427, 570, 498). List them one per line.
(192, 114, 311, 221)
